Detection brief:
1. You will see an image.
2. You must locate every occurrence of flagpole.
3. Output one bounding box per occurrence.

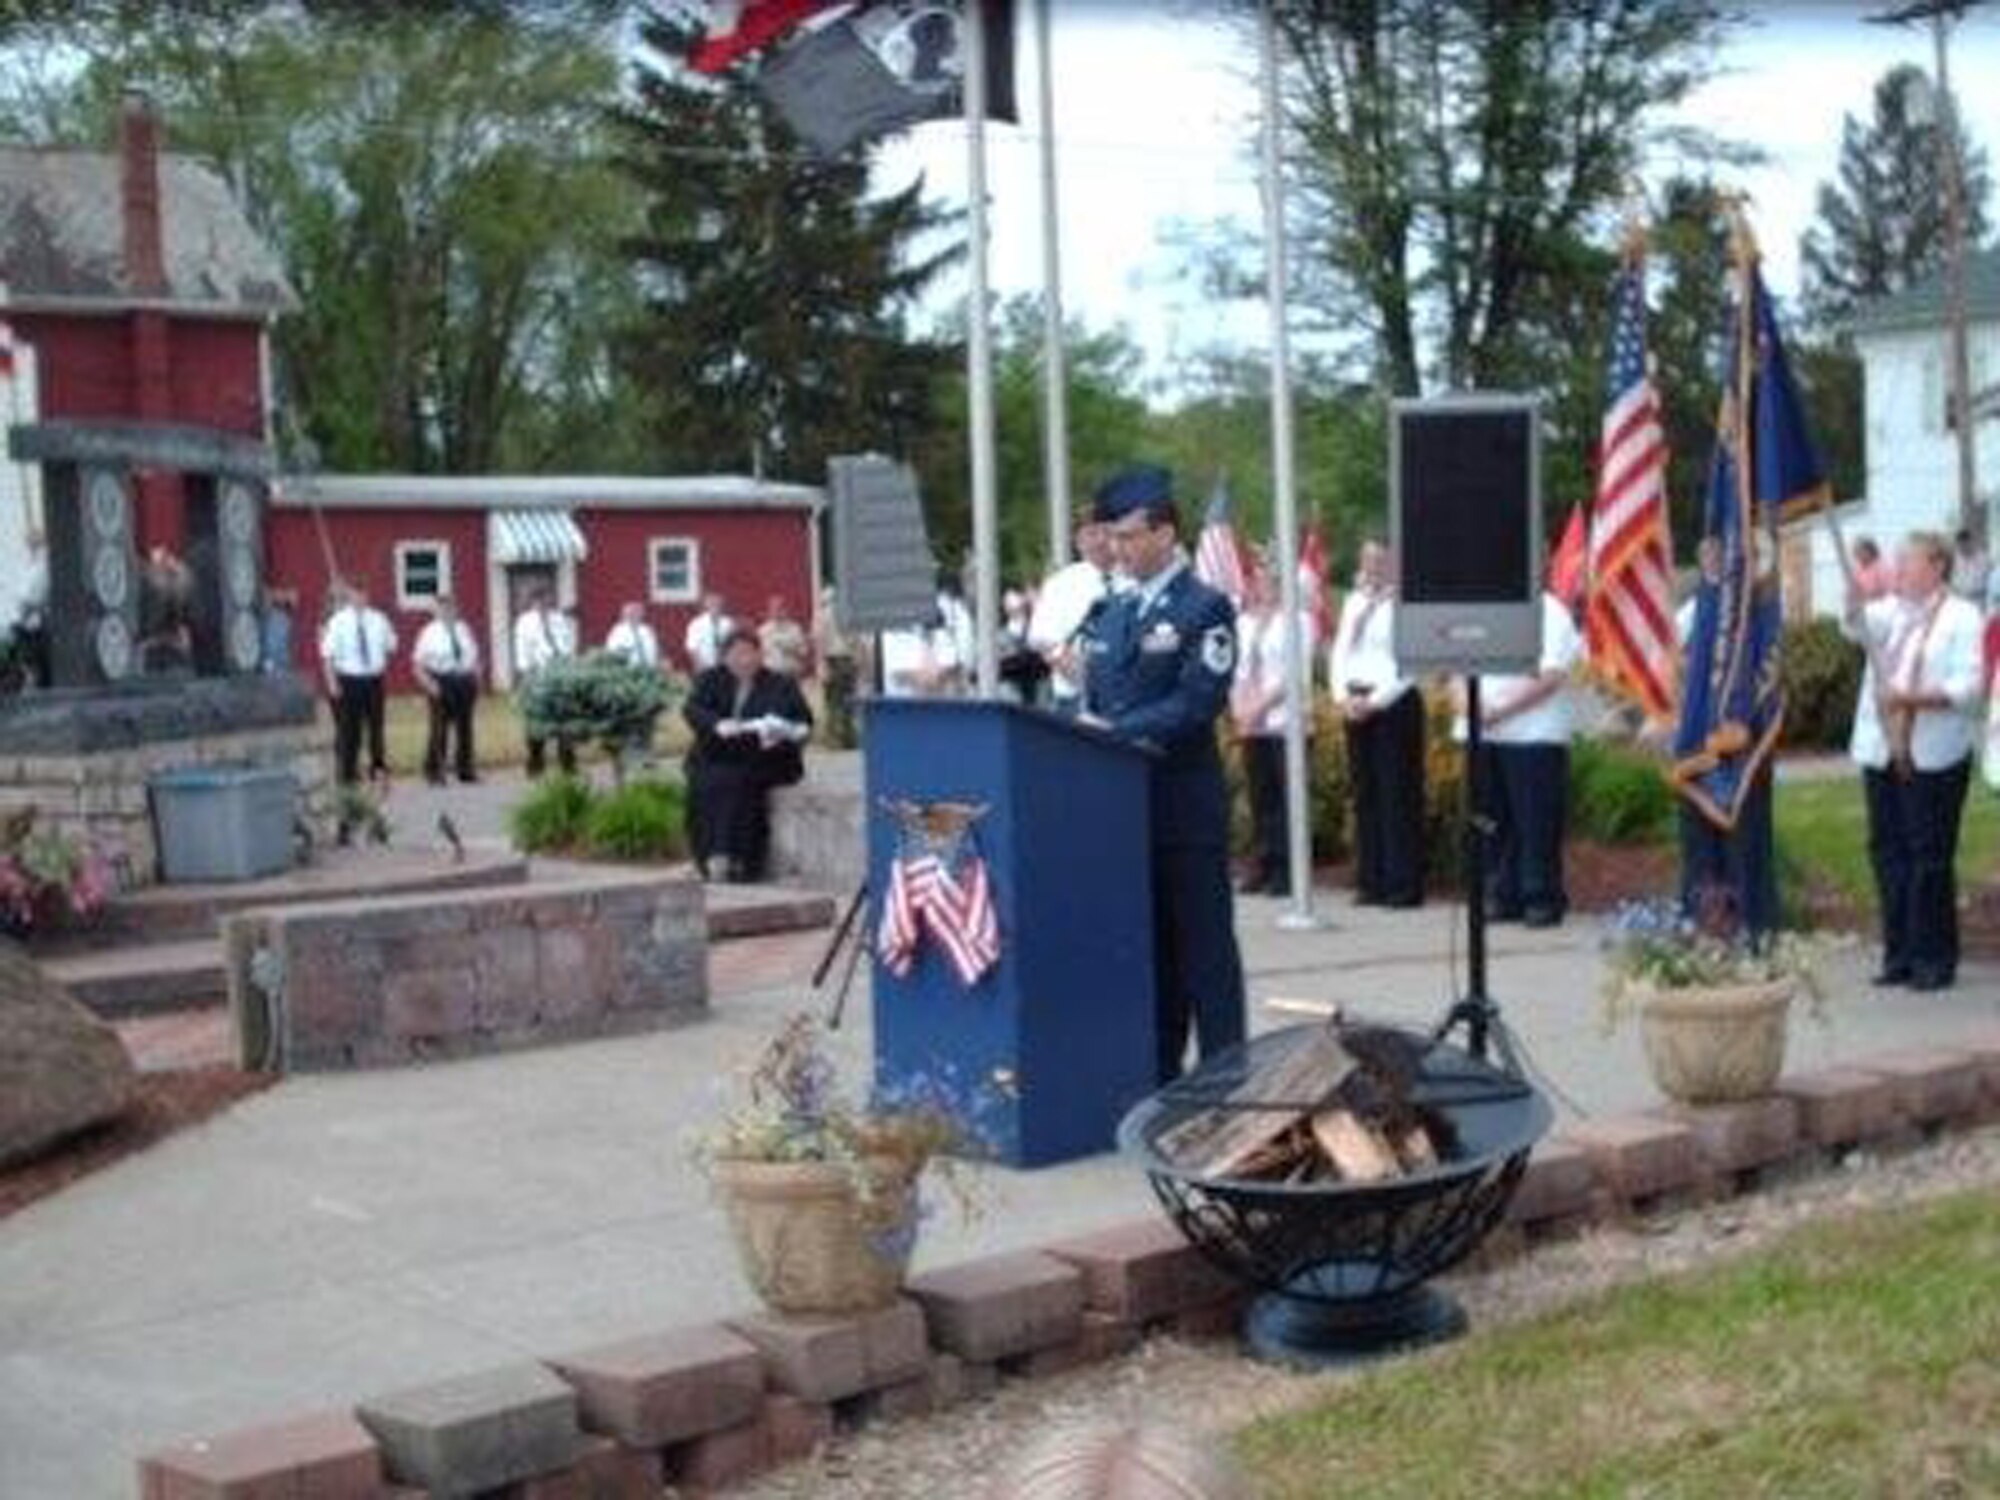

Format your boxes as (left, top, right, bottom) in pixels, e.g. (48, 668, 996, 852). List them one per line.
(1258, 0, 1319, 929)
(1034, 0, 1071, 570)
(964, 0, 1001, 698)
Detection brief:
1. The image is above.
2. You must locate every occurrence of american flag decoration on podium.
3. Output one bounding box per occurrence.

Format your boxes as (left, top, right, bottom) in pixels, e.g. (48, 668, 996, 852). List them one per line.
(876, 798, 1000, 988)
(1585, 247, 1677, 723)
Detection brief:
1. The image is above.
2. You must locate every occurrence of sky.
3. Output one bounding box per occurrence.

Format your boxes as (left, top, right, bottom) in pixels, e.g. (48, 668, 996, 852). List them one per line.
(872, 1, 2000, 385)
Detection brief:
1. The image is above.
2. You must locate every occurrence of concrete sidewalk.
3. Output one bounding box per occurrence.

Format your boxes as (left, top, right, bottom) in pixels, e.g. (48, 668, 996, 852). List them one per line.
(4, 892, 1999, 1497)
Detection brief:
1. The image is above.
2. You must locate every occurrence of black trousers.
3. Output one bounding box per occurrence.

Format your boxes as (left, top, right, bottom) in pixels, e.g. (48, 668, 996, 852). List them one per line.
(1869, 757, 1970, 982)
(1678, 770, 1777, 938)
(424, 674, 478, 782)
(1345, 689, 1425, 905)
(333, 673, 386, 785)
(687, 760, 773, 882)
(1242, 734, 1291, 890)
(1152, 841, 1247, 1085)
(1484, 742, 1569, 918)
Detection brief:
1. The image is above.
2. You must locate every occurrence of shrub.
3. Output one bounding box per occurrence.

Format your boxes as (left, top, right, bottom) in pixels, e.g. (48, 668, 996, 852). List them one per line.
(509, 774, 593, 853)
(516, 651, 673, 773)
(1778, 617, 1863, 751)
(584, 778, 688, 861)
(1569, 739, 1675, 845)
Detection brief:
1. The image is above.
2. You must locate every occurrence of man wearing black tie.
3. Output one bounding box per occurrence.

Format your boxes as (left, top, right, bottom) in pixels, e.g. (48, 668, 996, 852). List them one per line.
(512, 586, 577, 778)
(412, 595, 480, 785)
(318, 580, 396, 786)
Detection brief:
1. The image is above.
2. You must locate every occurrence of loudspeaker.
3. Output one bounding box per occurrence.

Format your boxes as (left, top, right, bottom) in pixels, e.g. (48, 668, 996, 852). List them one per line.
(1390, 395, 1542, 674)
(184, 473, 266, 675)
(43, 462, 140, 686)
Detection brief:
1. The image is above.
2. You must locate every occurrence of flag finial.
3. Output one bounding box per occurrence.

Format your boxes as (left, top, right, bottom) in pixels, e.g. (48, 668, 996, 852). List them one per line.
(1719, 191, 1760, 270)
(1619, 182, 1648, 266)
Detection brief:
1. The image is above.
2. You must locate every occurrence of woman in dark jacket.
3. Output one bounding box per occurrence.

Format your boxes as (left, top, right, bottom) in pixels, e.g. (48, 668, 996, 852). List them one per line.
(683, 627, 813, 882)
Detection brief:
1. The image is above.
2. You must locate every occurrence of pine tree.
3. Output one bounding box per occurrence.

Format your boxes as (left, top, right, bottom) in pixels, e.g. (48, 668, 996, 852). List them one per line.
(1800, 63, 1992, 331)
(614, 12, 960, 482)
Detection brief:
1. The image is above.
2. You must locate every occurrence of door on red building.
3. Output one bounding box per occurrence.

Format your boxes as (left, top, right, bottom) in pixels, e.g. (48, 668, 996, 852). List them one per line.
(504, 563, 559, 669)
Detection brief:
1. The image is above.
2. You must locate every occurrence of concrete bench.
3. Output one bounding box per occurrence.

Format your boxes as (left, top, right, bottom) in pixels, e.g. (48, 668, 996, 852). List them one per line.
(222, 872, 706, 1072)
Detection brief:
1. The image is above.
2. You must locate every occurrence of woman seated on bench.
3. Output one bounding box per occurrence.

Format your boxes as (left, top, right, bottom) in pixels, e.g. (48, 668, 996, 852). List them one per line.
(683, 627, 813, 883)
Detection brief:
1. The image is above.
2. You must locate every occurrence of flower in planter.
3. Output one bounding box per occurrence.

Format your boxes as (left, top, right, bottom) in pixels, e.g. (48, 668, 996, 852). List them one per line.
(692, 1012, 992, 1217)
(0, 817, 116, 936)
(1599, 884, 1832, 1027)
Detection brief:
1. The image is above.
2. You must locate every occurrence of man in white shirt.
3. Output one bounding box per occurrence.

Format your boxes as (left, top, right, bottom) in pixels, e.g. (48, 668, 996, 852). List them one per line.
(1028, 513, 1116, 714)
(683, 593, 733, 675)
(605, 600, 662, 669)
(1328, 539, 1423, 906)
(1845, 531, 1985, 991)
(1476, 591, 1582, 928)
(878, 611, 964, 699)
(512, 586, 577, 777)
(412, 595, 480, 785)
(318, 580, 396, 786)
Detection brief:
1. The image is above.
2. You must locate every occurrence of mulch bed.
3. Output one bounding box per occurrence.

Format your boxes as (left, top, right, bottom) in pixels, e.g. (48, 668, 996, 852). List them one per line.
(1302, 839, 1678, 914)
(0, 1066, 274, 1221)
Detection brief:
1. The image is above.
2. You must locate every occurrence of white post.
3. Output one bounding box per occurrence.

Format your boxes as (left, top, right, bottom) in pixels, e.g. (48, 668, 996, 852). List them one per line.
(1259, 0, 1319, 928)
(1035, 0, 1071, 571)
(965, 0, 1001, 698)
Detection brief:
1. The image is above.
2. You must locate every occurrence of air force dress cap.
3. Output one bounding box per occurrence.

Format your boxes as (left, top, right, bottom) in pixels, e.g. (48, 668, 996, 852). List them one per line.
(1092, 464, 1176, 524)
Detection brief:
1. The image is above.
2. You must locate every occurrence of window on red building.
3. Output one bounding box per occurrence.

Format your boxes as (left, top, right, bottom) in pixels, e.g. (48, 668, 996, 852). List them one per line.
(648, 537, 700, 604)
(395, 540, 452, 610)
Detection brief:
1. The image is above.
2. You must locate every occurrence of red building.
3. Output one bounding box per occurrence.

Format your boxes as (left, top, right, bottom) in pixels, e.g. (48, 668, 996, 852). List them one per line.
(270, 474, 823, 691)
(0, 91, 294, 622)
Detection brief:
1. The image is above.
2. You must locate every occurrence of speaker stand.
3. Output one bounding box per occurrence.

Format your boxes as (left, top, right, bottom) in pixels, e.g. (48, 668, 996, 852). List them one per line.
(1433, 675, 1518, 1072)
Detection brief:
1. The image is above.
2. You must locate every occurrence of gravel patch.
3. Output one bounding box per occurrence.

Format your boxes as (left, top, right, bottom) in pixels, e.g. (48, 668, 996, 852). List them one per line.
(725, 1127, 2000, 1499)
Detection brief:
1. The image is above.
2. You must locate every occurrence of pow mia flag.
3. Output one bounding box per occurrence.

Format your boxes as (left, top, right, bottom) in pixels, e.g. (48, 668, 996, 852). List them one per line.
(758, 1, 1018, 159)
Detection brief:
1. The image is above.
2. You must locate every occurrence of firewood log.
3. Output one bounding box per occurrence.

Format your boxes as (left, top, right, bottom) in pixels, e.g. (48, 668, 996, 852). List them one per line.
(1310, 1107, 1401, 1183)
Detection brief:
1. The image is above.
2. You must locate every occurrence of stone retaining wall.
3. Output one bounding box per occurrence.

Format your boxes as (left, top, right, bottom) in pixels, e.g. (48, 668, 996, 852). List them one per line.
(139, 1029, 2000, 1498)
(220, 873, 707, 1072)
(768, 782, 863, 892)
(0, 719, 332, 887)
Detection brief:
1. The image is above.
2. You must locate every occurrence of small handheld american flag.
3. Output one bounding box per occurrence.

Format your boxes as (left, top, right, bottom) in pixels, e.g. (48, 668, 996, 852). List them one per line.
(1193, 474, 1251, 604)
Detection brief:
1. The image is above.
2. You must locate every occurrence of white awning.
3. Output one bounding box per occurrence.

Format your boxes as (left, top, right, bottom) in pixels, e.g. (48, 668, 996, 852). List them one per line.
(490, 508, 587, 565)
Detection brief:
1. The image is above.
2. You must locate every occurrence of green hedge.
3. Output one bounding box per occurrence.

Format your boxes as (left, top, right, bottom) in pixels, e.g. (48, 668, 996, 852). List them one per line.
(1778, 617, 1863, 752)
(1569, 739, 1675, 845)
(1225, 698, 1679, 873)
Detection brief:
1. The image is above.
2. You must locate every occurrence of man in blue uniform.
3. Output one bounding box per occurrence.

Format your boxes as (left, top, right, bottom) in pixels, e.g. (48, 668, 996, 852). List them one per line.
(1080, 465, 1247, 1084)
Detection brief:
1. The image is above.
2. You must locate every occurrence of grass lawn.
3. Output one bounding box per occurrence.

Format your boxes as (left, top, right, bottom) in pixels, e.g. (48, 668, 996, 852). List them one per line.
(1774, 773, 2000, 911)
(1236, 1189, 2000, 1498)
(329, 694, 695, 778)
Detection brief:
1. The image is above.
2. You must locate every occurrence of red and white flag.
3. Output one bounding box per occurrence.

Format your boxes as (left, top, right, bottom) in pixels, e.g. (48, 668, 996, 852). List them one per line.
(687, 0, 841, 75)
(876, 850, 1000, 988)
(1298, 524, 1334, 641)
(1548, 502, 1587, 610)
(0, 318, 16, 379)
(1585, 259, 1676, 722)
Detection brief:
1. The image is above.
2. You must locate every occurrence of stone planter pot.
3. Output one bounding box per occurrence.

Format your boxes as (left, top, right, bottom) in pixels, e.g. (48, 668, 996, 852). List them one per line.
(709, 1155, 921, 1315)
(1634, 977, 1796, 1105)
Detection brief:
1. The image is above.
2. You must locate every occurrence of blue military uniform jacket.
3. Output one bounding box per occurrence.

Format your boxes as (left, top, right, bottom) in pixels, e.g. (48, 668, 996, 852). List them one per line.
(1082, 562, 1238, 849)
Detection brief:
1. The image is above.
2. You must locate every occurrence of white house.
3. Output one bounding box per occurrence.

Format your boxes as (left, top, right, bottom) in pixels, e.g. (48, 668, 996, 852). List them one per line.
(1793, 247, 2000, 614)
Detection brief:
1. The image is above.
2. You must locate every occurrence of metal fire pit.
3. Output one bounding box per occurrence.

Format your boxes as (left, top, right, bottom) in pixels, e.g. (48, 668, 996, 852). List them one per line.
(1118, 1021, 1552, 1369)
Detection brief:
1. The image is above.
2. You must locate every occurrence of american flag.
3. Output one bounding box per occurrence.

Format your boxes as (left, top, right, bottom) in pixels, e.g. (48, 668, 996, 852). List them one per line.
(1193, 474, 1251, 604)
(877, 850, 1000, 988)
(1586, 262, 1676, 722)
(1298, 524, 1335, 641)
(0, 318, 15, 378)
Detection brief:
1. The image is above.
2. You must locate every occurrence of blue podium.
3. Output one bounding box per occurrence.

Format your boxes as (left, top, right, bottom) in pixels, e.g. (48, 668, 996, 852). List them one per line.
(864, 699, 1158, 1168)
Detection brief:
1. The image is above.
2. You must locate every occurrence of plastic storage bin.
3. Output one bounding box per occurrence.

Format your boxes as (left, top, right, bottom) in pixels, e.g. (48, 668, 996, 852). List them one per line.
(149, 766, 295, 882)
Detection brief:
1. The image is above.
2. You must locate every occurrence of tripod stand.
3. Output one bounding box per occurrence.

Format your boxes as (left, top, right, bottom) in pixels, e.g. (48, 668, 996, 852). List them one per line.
(1432, 675, 1521, 1073)
(814, 881, 870, 1030)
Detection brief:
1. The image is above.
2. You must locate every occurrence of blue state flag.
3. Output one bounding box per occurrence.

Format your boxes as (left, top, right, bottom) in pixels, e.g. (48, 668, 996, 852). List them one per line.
(1672, 259, 1830, 831)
